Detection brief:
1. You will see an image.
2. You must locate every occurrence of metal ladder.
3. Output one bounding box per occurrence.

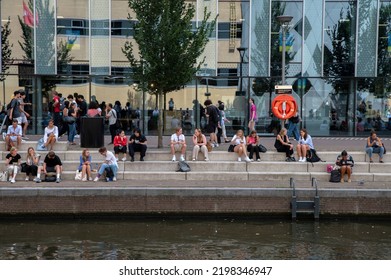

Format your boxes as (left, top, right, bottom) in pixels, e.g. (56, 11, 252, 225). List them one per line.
(290, 178, 320, 220)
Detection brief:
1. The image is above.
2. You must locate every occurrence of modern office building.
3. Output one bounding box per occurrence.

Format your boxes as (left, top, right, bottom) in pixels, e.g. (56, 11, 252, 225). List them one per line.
(1, 0, 391, 136)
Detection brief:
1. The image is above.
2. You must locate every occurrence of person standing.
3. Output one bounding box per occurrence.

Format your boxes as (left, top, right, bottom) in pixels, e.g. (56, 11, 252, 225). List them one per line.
(18, 91, 31, 139)
(106, 103, 118, 144)
(204, 99, 220, 147)
(168, 98, 174, 111)
(51, 91, 61, 128)
(128, 128, 148, 162)
(248, 98, 257, 132)
(287, 112, 300, 141)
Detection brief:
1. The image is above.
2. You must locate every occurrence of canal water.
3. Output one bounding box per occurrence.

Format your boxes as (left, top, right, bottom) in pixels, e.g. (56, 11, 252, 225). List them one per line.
(0, 218, 390, 260)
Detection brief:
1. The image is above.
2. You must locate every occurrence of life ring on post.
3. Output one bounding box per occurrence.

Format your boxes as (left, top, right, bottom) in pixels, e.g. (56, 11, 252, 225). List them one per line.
(271, 94, 297, 120)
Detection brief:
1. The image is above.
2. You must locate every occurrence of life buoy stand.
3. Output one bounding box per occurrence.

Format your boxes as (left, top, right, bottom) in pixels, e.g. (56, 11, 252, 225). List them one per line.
(271, 94, 297, 120)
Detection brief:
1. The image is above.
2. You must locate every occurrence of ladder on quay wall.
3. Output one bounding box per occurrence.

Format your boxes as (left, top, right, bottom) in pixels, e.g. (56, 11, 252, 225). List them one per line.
(229, 1, 237, 53)
(290, 178, 320, 220)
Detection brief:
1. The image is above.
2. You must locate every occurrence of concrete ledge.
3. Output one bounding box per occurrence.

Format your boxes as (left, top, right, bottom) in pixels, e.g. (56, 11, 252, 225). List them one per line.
(123, 171, 186, 180)
(186, 172, 248, 181)
(248, 172, 310, 181)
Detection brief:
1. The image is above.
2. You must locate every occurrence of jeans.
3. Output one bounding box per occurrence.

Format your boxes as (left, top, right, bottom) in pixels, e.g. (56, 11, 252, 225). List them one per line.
(68, 122, 76, 143)
(128, 143, 147, 158)
(366, 146, 384, 159)
(98, 163, 118, 177)
(287, 121, 299, 141)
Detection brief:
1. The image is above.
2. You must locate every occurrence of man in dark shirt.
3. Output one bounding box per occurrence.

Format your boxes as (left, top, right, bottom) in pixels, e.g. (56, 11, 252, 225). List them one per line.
(128, 128, 148, 162)
(34, 151, 63, 183)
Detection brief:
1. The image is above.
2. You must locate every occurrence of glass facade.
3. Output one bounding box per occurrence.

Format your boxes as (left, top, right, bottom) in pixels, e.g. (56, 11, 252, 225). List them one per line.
(1, 0, 391, 137)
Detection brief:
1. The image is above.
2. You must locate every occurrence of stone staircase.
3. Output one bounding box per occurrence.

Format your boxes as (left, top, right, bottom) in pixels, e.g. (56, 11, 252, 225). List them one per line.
(1, 140, 390, 182)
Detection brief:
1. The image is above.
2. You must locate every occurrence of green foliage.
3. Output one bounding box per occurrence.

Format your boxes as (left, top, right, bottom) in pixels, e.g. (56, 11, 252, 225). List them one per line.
(17, 15, 33, 61)
(122, 0, 216, 95)
(1, 18, 13, 81)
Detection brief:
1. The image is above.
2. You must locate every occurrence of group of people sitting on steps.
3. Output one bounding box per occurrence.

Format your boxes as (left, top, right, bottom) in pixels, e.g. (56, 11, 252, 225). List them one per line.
(2, 116, 386, 183)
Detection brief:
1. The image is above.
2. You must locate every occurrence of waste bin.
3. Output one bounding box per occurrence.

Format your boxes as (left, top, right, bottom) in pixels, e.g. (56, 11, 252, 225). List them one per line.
(80, 116, 105, 148)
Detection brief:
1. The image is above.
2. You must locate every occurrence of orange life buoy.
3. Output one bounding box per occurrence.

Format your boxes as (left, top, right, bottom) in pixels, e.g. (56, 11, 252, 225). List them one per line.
(271, 94, 297, 120)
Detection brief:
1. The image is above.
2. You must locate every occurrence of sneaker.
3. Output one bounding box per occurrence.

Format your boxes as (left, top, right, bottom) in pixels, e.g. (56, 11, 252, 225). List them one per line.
(348, 179, 352, 183)
(238, 157, 242, 162)
(94, 177, 99, 182)
(131, 157, 135, 162)
(192, 158, 196, 161)
(257, 158, 261, 162)
(21, 139, 26, 143)
(286, 157, 291, 162)
(250, 158, 254, 162)
(340, 178, 344, 183)
(290, 157, 296, 162)
(106, 177, 110, 182)
(302, 158, 307, 162)
(82, 178, 87, 182)
(245, 157, 251, 162)
(10, 178, 15, 184)
(113, 177, 117, 182)
(22, 136, 29, 140)
(115, 157, 119, 161)
(180, 155, 185, 161)
(140, 157, 144, 162)
(122, 156, 127, 161)
(74, 134, 80, 138)
(56, 178, 61, 183)
(172, 155, 176, 162)
(88, 177, 93, 181)
(2, 132, 6, 140)
(205, 158, 209, 161)
(214, 143, 219, 148)
(34, 178, 41, 183)
(299, 157, 303, 162)
(25, 177, 29, 181)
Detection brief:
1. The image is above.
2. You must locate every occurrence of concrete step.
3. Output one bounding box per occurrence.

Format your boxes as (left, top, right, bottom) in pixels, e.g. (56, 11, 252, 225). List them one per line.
(0, 141, 69, 152)
(123, 171, 186, 180)
(309, 172, 374, 182)
(308, 162, 371, 173)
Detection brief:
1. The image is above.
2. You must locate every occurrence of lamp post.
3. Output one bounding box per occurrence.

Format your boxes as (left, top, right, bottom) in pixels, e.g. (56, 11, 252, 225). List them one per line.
(237, 47, 247, 96)
(276, 15, 293, 85)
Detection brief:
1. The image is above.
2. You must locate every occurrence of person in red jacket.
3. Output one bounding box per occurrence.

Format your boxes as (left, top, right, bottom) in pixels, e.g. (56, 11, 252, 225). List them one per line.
(113, 130, 128, 161)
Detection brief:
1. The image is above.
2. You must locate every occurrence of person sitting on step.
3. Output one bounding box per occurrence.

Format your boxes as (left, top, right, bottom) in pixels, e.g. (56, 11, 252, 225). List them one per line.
(43, 119, 58, 151)
(94, 147, 118, 182)
(113, 130, 128, 161)
(296, 128, 314, 162)
(34, 150, 63, 183)
(192, 128, 209, 161)
(5, 146, 21, 184)
(170, 127, 186, 162)
(246, 130, 261, 162)
(78, 148, 92, 181)
(4, 119, 22, 151)
(230, 129, 251, 162)
(336, 150, 354, 183)
(128, 128, 148, 162)
(365, 130, 385, 163)
(23, 147, 40, 181)
(274, 127, 294, 161)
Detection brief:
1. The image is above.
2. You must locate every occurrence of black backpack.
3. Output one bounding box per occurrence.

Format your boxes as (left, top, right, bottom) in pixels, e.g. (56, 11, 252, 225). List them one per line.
(105, 166, 114, 180)
(177, 160, 191, 172)
(306, 149, 321, 163)
(329, 169, 341, 183)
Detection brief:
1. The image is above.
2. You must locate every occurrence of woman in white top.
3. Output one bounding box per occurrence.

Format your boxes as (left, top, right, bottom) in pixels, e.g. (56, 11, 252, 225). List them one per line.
(230, 129, 251, 162)
(296, 128, 314, 162)
(24, 147, 40, 181)
(192, 128, 209, 161)
(43, 119, 59, 150)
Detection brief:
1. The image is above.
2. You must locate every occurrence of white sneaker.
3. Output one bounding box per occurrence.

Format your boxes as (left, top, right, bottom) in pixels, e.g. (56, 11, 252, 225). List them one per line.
(25, 177, 29, 181)
(245, 157, 251, 162)
(2, 132, 6, 140)
(180, 155, 185, 161)
(205, 158, 209, 161)
(257, 159, 261, 162)
(82, 178, 87, 182)
(74, 134, 80, 138)
(122, 157, 127, 161)
(302, 158, 307, 162)
(238, 157, 242, 162)
(172, 155, 176, 162)
(192, 158, 196, 161)
(10, 178, 15, 184)
(214, 143, 219, 147)
(113, 177, 117, 182)
(93, 177, 99, 182)
(299, 157, 303, 162)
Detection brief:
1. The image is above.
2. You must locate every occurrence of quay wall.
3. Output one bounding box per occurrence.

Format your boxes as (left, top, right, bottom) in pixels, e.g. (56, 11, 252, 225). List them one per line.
(1, 187, 391, 217)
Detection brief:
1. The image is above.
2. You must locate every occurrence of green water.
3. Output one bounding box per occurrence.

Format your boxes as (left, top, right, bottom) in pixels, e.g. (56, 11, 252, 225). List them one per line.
(0, 218, 390, 260)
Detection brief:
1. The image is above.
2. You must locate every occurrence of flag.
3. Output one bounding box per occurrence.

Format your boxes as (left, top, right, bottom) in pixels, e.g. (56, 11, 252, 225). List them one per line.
(23, 1, 38, 27)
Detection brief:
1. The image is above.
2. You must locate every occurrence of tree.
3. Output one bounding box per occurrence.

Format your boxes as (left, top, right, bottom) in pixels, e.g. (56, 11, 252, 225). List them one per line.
(122, 0, 216, 148)
(1, 18, 13, 82)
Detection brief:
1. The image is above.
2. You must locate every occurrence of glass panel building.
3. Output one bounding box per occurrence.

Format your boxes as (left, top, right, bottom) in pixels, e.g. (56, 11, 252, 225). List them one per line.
(1, 0, 391, 137)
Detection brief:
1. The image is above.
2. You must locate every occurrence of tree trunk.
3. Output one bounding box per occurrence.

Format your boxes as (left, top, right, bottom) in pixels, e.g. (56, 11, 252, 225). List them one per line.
(158, 92, 164, 148)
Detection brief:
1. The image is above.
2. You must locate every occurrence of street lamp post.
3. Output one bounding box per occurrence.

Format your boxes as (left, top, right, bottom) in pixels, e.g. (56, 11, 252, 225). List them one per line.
(237, 47, 247, 96)
(276, 15, 293, 85)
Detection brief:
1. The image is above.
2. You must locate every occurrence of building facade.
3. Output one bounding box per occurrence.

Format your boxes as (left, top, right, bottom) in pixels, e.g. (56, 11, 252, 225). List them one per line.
(1, 0, 391, 137)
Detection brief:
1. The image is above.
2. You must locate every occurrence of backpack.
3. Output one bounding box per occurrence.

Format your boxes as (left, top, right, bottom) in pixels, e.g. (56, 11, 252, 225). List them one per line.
(105, 166, 114, 180)
(177, 160, 191, 172)
(329, 169, 341, 183)
(306, 149, 321, 163)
